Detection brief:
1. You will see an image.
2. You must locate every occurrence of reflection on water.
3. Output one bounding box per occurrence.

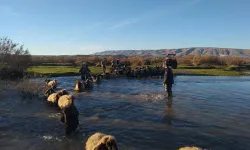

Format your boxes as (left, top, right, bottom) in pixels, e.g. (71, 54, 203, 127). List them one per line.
(1, 76, 250, 150)
(166, 97, 173, 108)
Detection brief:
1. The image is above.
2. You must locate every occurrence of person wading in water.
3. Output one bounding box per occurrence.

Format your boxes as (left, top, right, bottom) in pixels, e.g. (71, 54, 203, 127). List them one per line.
(101, 58, 107, 74)
(79, 62, 91, 80)
(163, 57, 174, 97)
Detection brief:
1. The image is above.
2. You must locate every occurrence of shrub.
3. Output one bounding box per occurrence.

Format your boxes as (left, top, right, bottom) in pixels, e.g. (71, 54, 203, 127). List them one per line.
(0, 37, 31, 79)
(16, 80, 46, 99)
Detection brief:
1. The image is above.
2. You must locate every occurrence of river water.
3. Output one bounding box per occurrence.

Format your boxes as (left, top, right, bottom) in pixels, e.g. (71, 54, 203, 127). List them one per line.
(1, 76, 250, 150)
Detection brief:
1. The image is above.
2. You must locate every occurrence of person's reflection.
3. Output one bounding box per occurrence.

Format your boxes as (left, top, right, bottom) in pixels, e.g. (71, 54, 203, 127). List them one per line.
(166, 96, 173, 108)
(163, 96, 174, 125)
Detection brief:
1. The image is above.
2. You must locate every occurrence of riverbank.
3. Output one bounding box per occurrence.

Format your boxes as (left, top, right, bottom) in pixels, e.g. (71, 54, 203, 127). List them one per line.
(26, 65, 250, 78)
(27, 66, 103, 77)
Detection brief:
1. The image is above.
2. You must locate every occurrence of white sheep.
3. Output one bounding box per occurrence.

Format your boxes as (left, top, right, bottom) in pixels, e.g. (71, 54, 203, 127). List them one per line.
(74, 79, 93, 91)
(57, 94, 75, 109)
(44, 88, 55, 98)
(74, 79, 83, 91)
(85, 132, 118, 150)
(178, 146, 203, 150)
(47, 89, 68, 105)
(45, 79, 57, 89)
(91, 74, 102, 83)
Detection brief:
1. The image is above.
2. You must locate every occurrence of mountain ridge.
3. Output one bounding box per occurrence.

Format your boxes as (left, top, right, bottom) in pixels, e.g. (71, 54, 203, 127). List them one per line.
(92, 47, 250, 58)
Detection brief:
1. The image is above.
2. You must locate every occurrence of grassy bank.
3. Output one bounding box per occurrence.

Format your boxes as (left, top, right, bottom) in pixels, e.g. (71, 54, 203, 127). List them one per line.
(27, 66, 105, 77)
(27, 65, 249, 77)
(174, 69, 243, 76)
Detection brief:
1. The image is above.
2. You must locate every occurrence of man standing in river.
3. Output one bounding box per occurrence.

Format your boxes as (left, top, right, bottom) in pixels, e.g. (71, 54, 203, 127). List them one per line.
(101, 58, 107, 74)
(163, 57, 174, 97)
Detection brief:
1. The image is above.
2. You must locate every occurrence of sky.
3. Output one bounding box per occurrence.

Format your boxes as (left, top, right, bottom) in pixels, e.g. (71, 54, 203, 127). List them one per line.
(0, 0, 250, 55)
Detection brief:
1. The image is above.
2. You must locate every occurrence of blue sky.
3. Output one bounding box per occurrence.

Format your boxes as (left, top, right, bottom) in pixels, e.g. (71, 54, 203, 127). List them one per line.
(1, 0, 250, 55)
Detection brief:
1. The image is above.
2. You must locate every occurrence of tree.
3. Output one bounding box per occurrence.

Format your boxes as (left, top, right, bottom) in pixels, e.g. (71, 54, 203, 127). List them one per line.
(0, 37, 31, 78)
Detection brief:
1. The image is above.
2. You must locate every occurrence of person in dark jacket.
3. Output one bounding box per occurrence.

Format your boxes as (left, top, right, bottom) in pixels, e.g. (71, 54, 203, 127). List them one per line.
(60, 104, 79, 135)
(79, 63, 91, 80)
(101, 58, 107, 74)
(163, 58, 174, 97)
(111, 59, 115, 68)
(116, 59, 120, 66)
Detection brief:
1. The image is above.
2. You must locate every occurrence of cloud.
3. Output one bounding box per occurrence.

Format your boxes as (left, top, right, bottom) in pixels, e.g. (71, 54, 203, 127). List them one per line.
(109, 0, 202, 29)
(109, 12, 158, 29)
(110, 19, 138, 29)
(64, 38, 75, 45)
(0, 5, 19, 16)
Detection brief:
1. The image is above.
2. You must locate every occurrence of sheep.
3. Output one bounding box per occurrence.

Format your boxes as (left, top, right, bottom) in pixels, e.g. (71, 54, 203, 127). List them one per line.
(85, 132, 118, 150)
(74, 79, 93, 91)
(58, 94, 79, 135)
(74, 79, 85, 91)
(91, 74, 102, 83)
(47, 89, 68, 106)
(45, 79, 57, 89)
(74, 79, 81, 91)
(57, 94, 75, 109)
(178, 146, 203, 150)
(44, 88, 55, 98)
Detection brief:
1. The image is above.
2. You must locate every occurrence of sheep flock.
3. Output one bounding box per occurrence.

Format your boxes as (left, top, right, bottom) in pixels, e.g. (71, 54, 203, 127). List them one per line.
(42, 76, 206, 150)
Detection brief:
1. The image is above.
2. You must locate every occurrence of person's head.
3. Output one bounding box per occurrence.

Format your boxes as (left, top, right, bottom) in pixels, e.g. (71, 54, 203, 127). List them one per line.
(166, 59, 171, 67)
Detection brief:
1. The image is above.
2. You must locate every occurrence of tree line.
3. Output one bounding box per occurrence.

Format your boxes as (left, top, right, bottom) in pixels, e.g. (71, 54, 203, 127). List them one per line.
(31, 55, 248, 67)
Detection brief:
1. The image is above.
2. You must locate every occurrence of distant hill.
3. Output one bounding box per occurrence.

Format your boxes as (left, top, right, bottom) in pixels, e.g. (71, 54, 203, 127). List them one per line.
(93, 47, 250, 58)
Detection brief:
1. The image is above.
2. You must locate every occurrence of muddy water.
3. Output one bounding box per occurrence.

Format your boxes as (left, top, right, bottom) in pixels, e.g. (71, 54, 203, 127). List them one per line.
(1, 76, 250, 150)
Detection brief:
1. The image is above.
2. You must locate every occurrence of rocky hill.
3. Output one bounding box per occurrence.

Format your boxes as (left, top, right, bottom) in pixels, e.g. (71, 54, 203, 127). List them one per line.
(93, 47, 250, 58)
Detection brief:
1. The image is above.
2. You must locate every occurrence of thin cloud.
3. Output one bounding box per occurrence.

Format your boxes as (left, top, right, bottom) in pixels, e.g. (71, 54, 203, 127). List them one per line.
(63, 21, 106, 44)
(109, 0, 202, 29)
(0, 5, 19, 16)
(110, 19, 138, 29)
(64, 38, 75, 44)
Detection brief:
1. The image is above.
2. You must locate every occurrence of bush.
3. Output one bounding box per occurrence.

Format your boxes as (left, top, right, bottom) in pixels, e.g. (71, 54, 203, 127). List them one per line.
(0, 37, 31, 79)
(191, 55, 219, 66)
(16, 80, 46, 99)
(177, 56, 193, 65)
(177, 55, 249, 67)
(222, 57, 246, 66)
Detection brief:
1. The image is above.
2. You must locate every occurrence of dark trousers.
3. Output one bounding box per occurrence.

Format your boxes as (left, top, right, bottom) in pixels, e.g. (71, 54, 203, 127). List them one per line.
(164, 81, 173, 97)
(102, 66, 106, 73)
(166, 83, 172, 92)
(61, 106, 79, 135)
(81, 74, 90, 80)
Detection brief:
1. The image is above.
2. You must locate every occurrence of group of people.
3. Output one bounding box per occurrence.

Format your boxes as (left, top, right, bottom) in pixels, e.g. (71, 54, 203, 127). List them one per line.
(100, 58, 120, 74)
(78, 58, 121, 79)
(78, 56, 174, 97)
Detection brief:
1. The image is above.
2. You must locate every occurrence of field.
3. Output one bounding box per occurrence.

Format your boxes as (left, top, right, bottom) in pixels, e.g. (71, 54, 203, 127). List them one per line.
(27, 65, 108, 77)
(27, 65, 247, 77)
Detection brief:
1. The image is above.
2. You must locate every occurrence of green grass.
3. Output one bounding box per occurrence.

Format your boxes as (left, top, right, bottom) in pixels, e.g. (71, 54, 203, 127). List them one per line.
(28, 66, 79, 74)
(174, 69, 242, 76)
(27, 65, 106, 77)
(27, 65, 248, 77)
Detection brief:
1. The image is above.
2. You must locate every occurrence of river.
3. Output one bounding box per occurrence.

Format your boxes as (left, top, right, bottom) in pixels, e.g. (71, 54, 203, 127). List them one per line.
(1, 76, 250, 150)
